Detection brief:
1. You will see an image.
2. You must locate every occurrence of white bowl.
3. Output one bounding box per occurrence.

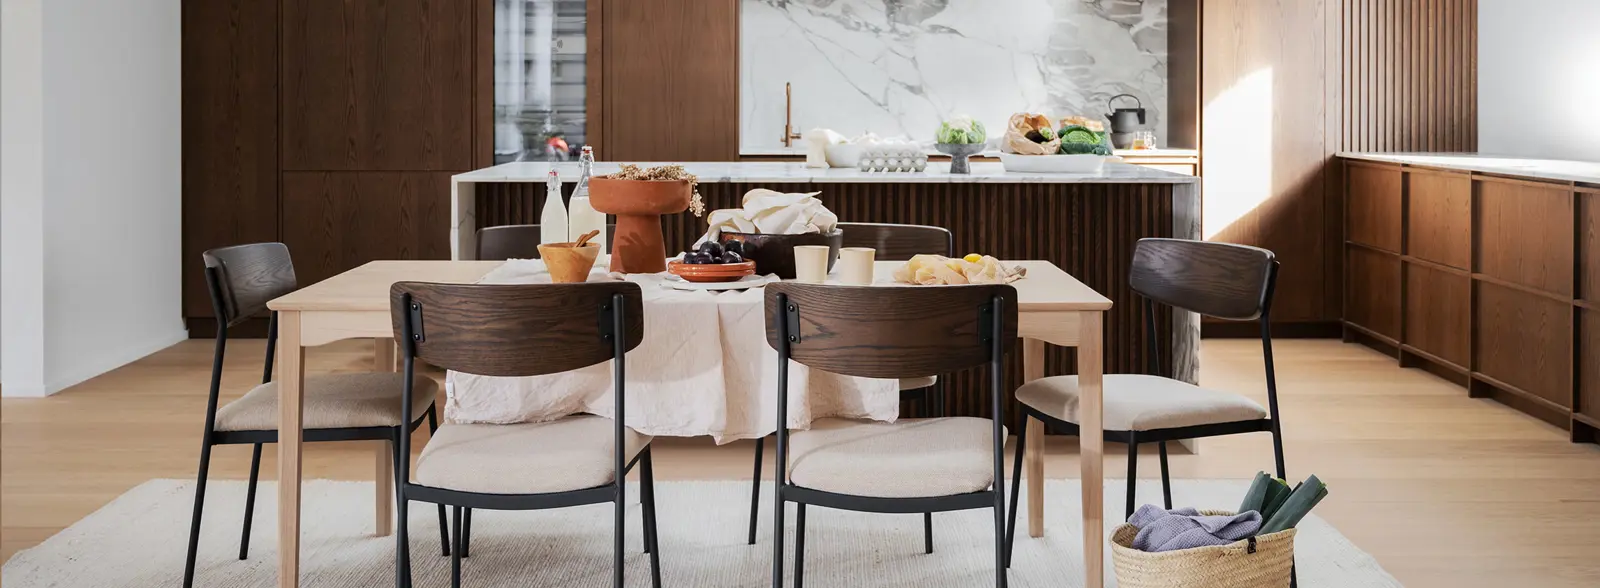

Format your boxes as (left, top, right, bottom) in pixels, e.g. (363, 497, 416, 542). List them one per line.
(825, 143, 864, 167)
(998, 152, 1108, 173)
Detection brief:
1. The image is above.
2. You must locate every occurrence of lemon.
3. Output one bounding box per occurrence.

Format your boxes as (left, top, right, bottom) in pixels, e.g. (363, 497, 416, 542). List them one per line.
(962, 253, 983, 263)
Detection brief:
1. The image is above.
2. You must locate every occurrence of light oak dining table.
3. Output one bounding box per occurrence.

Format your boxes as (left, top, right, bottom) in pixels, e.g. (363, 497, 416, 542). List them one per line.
(265, 258, 1112, 588)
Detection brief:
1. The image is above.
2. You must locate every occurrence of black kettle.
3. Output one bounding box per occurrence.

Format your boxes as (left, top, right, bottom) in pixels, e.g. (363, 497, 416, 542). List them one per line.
(1105, 94, 1146, 149)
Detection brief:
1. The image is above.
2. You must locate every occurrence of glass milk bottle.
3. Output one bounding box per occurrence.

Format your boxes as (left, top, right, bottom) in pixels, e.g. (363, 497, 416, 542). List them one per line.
(539, 170, 568, 244)
(567, 146, 606, 254)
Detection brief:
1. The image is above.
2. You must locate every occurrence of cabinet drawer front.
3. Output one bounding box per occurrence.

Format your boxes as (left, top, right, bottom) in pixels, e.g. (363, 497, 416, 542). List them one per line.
(1347, 164, 1402, 252)
(1475, 281, 1573, 409)
(1407, 171, 1471, 269)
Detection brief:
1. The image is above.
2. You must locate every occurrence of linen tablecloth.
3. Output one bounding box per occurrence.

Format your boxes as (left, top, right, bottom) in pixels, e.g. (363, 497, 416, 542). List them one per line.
(444, 259, 902, 443)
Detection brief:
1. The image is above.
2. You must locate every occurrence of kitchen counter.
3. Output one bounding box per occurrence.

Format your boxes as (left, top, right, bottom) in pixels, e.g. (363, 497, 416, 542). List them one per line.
(1338, 152, 1600, 185)
(454, 161, 1199, 185)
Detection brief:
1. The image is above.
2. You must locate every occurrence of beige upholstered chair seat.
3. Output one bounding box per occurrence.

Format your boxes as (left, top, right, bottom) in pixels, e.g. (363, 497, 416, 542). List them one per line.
(788, 417, 1002, 499)
(899, 376, 937, 390)
(415, 416, 651, 495)
(215, 373, 438, 432)
(1016, 374, 1267, 432)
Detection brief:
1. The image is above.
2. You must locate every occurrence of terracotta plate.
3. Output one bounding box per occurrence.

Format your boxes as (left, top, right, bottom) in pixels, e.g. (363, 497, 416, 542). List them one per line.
(667, 260, 757, 283)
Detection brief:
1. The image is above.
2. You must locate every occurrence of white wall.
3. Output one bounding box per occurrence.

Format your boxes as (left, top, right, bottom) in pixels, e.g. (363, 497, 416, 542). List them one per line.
(1478, 0, 1600, 162)
(1, 0, 185, 397)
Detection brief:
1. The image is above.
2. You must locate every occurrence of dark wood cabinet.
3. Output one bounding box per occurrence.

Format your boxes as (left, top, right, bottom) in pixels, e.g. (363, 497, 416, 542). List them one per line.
(181, 0, 281, 320)
(183, 0, 481, 333)
(1342, 158, 1600, 443)
(595, 0, 738, 161)
(280, 0, 474, 171)
(281, 172, 452, 287)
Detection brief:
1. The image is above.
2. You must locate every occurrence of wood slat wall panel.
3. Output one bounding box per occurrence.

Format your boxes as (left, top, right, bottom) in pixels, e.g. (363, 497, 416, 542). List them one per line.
(181, 0, 280, 319)
(1342, 0, 1477, 154)
(475, 182, 1177, 428)
(1406, 171, 1473, 269)
(1477, 178, 1575, 296)
(280, 0, 474, 171)
(1475, 281, 1574, 409)
(281, 172, 453, 288)
(1404, 261, 1471, 367)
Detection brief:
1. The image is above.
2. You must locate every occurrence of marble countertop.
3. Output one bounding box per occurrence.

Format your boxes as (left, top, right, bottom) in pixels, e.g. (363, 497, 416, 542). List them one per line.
(1338, 152, 1600, 184)
(738, 146, 1200, 158)
(454, 161, 1198, 185)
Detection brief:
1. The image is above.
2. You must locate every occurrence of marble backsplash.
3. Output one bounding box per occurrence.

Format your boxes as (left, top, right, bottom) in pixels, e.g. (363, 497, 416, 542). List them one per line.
(740, 0, 1168, 153)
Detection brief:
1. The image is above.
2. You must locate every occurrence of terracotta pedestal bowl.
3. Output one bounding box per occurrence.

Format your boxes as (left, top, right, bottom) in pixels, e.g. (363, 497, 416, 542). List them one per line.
(589, 178, 693, 274)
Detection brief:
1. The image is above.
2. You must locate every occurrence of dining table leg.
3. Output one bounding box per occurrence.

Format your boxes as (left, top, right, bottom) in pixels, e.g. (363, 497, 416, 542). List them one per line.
(276, 311, 306, 588)
(1022, 338, 1046, 538)
(1078, 311, 1106, 588)
(373, 338, 396, 537)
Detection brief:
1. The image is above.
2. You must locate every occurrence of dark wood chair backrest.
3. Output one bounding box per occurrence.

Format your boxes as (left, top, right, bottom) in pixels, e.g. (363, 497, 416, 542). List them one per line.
(389, 281, 644, 377)
(1128, 238, 1277, 321)
(837, 222, 953, 261)
(764, 283, 1017, 378)
(476, 224, 617, 260)
(202, 243, 297, 327)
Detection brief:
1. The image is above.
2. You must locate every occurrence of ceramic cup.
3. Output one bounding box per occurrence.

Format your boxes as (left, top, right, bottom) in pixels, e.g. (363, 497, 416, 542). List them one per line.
(793, 245, 831, 283)
(838, 247, 876, 285)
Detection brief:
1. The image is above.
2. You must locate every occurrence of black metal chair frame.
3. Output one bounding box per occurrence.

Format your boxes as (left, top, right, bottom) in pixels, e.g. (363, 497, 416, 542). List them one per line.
(183, 260, 446, 588)
(747, 222, 955, 547)
(1003, 255, 1287, 568)
(391, 286, 661, 588)
(768, 290, 1013, 588)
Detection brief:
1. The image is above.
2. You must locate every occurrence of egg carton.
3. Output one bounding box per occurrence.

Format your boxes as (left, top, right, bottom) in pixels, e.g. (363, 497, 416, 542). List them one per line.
(857, 146, 929, 172)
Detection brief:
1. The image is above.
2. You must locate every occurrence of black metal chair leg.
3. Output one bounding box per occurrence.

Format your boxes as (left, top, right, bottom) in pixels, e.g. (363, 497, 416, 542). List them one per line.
(749, 436, 764, 545)
(993, 495, 1007, 588)
(182, 441, 213, 588)
(794, 504, 807, 588)
(641, 450, 662, 588)
(614, 480, 625, 588)
(771, 488, 786, 588)
(238, 442, 263, 560)
(1125, 433, 1139, 520)
(1159, 441, 1173, 510)
(461, 509, 472, 558)
(450, 505, 464, 588)
(426, 408, 452, 558)
(1005, 422, 1026, 568)
(396, 493, 412, 588)
(1271, 427, 1288, 480)
(923, 513, 933, 554)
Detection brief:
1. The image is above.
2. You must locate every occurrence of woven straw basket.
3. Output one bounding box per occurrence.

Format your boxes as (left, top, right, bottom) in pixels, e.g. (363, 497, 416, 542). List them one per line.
(1110, 511, 1296, 588)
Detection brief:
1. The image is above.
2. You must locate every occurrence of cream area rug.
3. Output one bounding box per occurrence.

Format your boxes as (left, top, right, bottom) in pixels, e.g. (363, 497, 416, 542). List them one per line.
(2, 479, 1401, 587)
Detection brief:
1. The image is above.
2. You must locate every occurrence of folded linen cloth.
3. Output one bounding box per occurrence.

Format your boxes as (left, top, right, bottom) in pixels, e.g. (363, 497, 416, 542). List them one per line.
(1127, 505, 1263, 553)
(697, 189, 839, 244)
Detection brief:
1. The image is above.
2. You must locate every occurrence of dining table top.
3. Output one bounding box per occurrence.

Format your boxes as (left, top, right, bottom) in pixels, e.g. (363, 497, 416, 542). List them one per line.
(267, 259, 1113, 313)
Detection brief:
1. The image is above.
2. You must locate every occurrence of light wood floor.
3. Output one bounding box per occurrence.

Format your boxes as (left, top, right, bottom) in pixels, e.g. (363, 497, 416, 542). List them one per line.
(3, 338, 1598, 587)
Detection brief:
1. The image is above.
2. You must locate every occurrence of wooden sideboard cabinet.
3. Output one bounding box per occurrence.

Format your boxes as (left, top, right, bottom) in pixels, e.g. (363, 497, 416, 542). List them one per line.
(1341, 157, 1600, 444)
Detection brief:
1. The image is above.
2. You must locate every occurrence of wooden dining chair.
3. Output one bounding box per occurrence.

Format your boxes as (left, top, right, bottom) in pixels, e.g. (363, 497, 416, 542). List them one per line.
(746, 222, 955, 546)
(475, 223, 616, 260)
(764, 282, 1018, 588)
(389, 280, 660, 588)
(184, 243, 448, 588)
(1004, 238, 1286, 565)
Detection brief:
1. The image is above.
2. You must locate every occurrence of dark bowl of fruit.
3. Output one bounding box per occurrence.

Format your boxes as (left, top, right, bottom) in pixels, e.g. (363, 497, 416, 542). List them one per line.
(669, 241, 758, 283)
(717, 229, 843, 279)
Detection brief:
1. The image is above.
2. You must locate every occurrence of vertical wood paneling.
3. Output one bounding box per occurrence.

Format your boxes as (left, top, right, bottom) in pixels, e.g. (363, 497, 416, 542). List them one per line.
(181, 0, 280, 318)
(475, 181, 1177, 428)
(601, 0, 738, 161)
(1341, 0, 1477, 153)
(280, 0, 474, 171)
(281, 172, 453, 288)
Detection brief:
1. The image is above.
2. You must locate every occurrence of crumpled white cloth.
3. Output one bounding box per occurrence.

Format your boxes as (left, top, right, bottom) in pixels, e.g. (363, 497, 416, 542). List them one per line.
(443, 259, 900, 444)
(697, 189, 839, 244)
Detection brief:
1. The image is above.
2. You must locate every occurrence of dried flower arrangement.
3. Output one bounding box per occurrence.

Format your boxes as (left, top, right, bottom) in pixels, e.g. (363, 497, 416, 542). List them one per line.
(604, 164, 705, 217)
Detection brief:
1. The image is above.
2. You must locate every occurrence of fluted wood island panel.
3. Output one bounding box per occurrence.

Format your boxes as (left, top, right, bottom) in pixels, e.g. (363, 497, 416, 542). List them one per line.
(453, 162, 1200, 430)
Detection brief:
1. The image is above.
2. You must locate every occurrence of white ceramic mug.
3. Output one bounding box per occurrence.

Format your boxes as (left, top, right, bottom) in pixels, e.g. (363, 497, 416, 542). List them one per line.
(838, 247, 876, 285)
(793, 245, 831, 283)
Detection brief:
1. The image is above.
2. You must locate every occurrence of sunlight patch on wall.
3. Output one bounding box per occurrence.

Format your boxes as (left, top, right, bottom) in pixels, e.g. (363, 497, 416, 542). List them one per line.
(1201, 67, 1272, 240)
